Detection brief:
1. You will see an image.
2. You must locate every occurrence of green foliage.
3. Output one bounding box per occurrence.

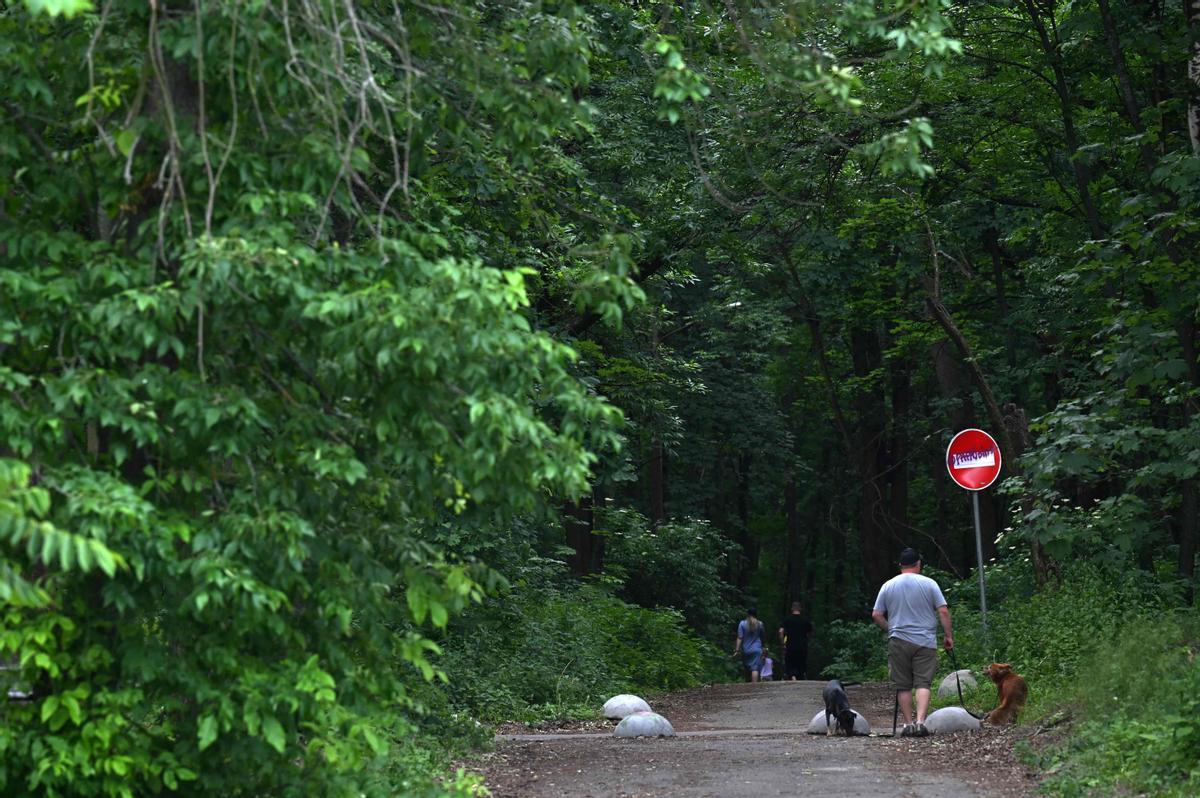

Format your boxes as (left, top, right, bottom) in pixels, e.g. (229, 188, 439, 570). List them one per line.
(651, 35, 711, 125)
(988, 565, 1170, 701)
(599, 508, 737, 638)
(8, 0, 1200, 794)
(928, 563, 1174, 720)
(441, 583, 712, 722)
(819, 620, 888, 682)
(21, 0, 92, 17)
(0, 0, 635, 795)
(1025, 610, 1200, 797)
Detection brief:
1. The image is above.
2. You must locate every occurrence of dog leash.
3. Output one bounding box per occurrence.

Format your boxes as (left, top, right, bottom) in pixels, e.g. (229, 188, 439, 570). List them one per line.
(947, 647, 985, 720)
(948, 647, 967, 708)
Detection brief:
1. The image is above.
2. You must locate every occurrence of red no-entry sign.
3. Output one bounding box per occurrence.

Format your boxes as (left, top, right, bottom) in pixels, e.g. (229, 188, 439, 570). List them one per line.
(946, 427, 1001, 646)
(946, 428, 1002, 491)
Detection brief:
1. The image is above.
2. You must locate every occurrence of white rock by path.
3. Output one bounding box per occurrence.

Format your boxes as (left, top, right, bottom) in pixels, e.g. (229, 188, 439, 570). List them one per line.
(613, 711, 675, 737)
(603, 694, 651, 719)
(937, 669, 978, 698)
(924, 706, 982, 734)
(805, 708, 871, 735)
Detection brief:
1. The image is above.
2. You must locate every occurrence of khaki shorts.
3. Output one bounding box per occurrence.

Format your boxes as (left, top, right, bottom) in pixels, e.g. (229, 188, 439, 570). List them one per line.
(888, 637, 938, 690)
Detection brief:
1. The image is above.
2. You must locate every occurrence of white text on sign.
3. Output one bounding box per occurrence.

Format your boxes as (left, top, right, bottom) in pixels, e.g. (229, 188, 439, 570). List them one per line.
(950, 450, 995, 469)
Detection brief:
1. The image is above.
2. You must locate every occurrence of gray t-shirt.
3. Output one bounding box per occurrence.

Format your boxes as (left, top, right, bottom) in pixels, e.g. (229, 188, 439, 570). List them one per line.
(873, 573, 947, 649)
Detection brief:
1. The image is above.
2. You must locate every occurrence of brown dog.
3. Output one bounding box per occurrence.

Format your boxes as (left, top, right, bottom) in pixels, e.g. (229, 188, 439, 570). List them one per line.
(984, 663, 1028, 725)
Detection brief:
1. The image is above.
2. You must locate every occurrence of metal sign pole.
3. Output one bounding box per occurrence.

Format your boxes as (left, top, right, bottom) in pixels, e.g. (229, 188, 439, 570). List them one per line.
(972, 491, 989, 648)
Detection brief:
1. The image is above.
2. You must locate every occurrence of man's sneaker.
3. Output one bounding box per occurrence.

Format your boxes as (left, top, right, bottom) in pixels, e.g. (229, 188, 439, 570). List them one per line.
(898, 723, 914, 737)
(913, 722, 929, 737)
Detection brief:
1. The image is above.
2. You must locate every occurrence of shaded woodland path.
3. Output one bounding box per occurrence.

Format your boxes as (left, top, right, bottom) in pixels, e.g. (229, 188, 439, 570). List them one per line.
(477, 681, 1038, 797)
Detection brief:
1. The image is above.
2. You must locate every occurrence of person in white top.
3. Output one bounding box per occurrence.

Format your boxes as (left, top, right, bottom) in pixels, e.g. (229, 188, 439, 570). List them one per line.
(871, 548, 954, 737)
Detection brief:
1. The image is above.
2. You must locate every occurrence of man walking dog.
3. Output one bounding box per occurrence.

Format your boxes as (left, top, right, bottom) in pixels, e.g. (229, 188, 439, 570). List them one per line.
(871, 547, 954, 737)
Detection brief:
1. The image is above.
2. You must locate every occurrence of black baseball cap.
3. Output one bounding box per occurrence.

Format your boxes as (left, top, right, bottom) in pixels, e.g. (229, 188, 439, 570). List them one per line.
(899, 547, 922, 566)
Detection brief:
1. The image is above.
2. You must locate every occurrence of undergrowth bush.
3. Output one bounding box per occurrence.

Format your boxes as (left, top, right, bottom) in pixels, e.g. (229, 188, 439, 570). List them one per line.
(600, 509, 737, 639)
(987, 564, 1169, 695)
(440, 583, 717, 722)
(1027, 609, 1200, 797)
(820, 619, 888, 682)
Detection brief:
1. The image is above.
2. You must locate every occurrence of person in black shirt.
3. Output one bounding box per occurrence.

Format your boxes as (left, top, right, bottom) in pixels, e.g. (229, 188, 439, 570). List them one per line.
(778, 601, 813, 681)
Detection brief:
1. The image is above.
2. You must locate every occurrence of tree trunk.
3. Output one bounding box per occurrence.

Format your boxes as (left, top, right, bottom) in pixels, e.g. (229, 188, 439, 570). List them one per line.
(1020, 0, 1104, 237)
(926, 296, 1056, 581)
(590, 482, 607, 573)
(889, 358, 911, 533)
(1004, 403, 1060, 586)
(1176, 314, 1199, 602)
(1096, 0, 1158, 171)
(737, 452, 755, 590)
(564, 495, 594, 576)
(984, 229, 1020, 380)
(648, 436, 665, 525)
(930, 340, 976, 575)
(785, 476, 804, 604)
(1189, 0, 1200, 155)
(1179, 482, 1197, 604)
(926, 296, 1016, 458)
(794, 289, 854, 460)
(850, 326, 893, 589)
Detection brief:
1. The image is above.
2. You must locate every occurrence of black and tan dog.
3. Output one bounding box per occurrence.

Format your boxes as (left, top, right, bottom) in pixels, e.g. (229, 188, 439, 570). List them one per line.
(822, 679, 858, 736)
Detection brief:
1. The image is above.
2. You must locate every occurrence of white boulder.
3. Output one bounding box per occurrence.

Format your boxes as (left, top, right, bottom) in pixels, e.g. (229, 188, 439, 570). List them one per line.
(924, 706, 982, 734)
(603, 694, 651, 719)
(614, 711, 675, 738)
(805, 708, 871, 736)
(937, 669, 978, 698)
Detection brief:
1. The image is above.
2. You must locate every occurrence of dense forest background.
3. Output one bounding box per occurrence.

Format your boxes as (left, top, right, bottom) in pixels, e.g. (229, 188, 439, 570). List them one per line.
(2, 0, 1199, 796)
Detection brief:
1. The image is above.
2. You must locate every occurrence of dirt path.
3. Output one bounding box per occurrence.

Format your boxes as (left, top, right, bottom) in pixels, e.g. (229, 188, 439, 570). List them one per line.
(475, 681, 1041, 797)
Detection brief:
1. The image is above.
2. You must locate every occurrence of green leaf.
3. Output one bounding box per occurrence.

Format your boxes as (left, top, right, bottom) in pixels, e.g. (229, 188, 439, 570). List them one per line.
(59, 535, 75, 570)
(406, 585, 428, 624)
(22, 0, 93, 18)
(40, 695, 59, 723)
(91, 541, 117, 577)
(63, 694, 82, 725)
(261, 715, 286, 754)
(197, 714, 218, 751)
(114, 129, 137, 157)
(75, 536, 93, 572)
(361, 726, 386, 755)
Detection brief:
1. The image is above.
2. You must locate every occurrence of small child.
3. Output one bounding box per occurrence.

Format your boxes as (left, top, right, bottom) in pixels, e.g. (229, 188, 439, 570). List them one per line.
(760, 649, 774, 681)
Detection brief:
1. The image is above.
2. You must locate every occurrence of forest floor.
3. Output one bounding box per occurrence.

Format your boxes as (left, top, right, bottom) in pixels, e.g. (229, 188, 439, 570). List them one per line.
(473, 681, 1046, 797)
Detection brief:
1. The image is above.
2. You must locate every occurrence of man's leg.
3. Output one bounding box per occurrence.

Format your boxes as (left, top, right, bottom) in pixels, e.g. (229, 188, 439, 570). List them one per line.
(888, 637, 916, 726)
(897, 689, 913, 725)
(912, 647, 939, 725)
(915, 687, 931, 723)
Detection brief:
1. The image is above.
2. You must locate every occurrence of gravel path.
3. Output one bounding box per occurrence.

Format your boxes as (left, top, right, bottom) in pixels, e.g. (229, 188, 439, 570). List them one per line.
(475, 681, 1043, 797)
